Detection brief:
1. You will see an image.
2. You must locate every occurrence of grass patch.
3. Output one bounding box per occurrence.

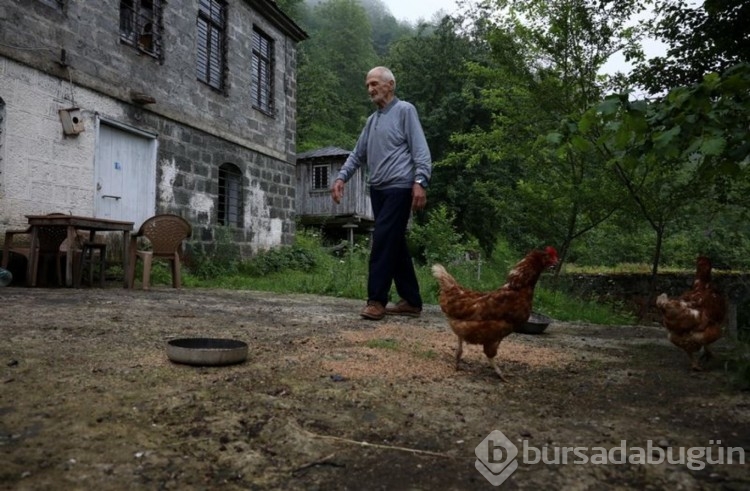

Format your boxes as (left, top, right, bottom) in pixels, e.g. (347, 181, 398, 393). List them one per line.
(415, 349, 438, 360)
(365, 338, 399, 350)
(182, 231, 632, 326)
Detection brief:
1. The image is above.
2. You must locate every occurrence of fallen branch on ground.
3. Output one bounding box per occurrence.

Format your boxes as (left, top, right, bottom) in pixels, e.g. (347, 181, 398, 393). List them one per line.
(291, 421, 454, 459)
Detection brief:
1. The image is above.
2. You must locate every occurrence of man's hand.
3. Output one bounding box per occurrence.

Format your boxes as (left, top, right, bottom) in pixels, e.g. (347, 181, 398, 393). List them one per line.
(412, 183, 427, 211)
(331, 179, 345, 204)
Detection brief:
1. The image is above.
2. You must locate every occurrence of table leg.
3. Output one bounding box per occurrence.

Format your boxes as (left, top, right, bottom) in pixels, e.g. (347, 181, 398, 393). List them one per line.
(65, 225, 76, 287)
(122, 231, 131, 288)
(26, 227, 39, 287)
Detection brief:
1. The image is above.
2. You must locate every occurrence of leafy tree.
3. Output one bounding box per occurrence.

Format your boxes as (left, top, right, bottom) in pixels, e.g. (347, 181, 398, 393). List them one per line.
(360, 0, 415, 55)
(439, 0, 647, 264)
(296, 0, 379, 149)
(575, 64, 750, 314)
(296, 47, 352, 151)
(435, 55, 544, 255)
(486, 0, 652, 107)
(385, 16, 490, 163)
(630, 0, 750, 94)
(291, 0, 750, 273)
(276, 0, 307, 20)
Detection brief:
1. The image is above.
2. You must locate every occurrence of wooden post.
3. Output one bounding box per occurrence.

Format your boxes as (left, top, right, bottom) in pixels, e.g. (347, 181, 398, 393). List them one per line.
(728, 301, 738, 339)
(342, 223, 357, 249)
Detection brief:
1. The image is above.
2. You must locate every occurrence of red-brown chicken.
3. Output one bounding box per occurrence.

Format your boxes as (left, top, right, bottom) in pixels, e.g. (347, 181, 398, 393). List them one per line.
(655, 256, 727, 371)
(432, 246, 558, 381)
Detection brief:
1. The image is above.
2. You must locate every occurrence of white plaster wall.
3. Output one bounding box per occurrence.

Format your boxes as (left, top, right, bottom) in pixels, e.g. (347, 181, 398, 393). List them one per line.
(189, 193, 214, 222)
(157, 157, 177, 206)
(0, 58, 129, 231)
(244, 171, 282, 251)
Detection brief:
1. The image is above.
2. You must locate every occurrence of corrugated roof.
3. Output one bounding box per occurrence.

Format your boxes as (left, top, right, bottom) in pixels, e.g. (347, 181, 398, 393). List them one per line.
(297, 146, 351, 160)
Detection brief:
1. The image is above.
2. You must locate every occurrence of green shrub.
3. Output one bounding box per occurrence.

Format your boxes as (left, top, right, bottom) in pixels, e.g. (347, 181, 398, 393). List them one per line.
(237, 229, 326, 277)
(409, 204, 475, 265)
(188, 226, 240, 279)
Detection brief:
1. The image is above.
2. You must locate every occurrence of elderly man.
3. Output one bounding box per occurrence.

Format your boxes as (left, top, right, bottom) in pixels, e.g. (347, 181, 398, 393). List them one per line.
(331, 66, 433, 320)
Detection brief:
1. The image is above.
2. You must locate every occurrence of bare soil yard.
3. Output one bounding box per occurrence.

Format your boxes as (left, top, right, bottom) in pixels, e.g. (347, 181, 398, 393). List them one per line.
(1, 287, 748, 490)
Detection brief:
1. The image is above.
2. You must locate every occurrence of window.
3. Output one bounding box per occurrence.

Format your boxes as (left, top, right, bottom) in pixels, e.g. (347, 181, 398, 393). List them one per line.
(218, 163, 243, 227)
(197, 0, 226, 92)
(119, 0, 163, 59)
(312, 165, 329, 191)
(251, 27, 274, 114)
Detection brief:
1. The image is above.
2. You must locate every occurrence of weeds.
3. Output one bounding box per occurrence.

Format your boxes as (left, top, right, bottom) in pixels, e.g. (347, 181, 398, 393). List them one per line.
(366, 339, 399, 350)
(184, 231, 634, 325)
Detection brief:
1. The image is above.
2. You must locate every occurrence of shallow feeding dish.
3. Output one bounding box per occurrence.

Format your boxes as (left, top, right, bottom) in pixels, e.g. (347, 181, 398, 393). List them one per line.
(166, 338, 248, 366)
(517, 312, 552, 335)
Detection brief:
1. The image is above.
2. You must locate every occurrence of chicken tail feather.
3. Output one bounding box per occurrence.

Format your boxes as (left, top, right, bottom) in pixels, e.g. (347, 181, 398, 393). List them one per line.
(656, 293, 669, 308)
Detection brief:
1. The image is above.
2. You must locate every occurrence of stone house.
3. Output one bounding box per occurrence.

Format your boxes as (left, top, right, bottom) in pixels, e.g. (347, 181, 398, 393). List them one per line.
(0, 0, 307, 259)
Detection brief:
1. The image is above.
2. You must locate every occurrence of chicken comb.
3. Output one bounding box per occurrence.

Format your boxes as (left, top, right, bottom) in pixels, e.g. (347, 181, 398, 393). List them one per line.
(545, 246, 558, 262)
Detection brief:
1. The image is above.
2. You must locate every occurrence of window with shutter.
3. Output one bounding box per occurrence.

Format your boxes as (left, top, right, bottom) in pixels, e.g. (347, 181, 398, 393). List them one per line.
(196, 0, 226, 92)
(38, 0, 64, 9)
(251, 28, 274, 115)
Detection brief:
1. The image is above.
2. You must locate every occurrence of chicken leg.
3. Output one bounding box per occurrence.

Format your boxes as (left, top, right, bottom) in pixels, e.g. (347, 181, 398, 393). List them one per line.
(700, 346, 714, 363)
(484, 340, 507, 382)
(489, 357, 508, 382)
(688, 352, 703, 371)
(455, 337, 508, 381)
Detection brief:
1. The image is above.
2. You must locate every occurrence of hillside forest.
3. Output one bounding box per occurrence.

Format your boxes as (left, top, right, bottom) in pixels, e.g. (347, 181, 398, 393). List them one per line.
(278, 0, 750, 274)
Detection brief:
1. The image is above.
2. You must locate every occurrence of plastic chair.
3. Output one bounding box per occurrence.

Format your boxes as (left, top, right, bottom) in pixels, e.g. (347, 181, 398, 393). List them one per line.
(2, 220, 70, 286)
(128, 214, 191, 290)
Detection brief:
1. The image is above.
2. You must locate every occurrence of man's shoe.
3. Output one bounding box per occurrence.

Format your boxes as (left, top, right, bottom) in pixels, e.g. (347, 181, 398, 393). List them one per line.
(360, 301, 386, 320)
(385, 300, 422, 318)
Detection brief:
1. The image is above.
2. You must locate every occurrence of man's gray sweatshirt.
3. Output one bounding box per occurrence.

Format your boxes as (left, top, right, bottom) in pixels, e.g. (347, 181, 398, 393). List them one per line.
(336, 98, 432, 190)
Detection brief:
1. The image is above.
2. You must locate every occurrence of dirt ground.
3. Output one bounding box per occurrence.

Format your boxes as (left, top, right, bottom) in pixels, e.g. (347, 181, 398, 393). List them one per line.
(1, 286, 748, 491)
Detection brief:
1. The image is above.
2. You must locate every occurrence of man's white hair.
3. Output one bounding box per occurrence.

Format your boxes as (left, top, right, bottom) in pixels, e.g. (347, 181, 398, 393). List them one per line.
(369, 66, 396, 89)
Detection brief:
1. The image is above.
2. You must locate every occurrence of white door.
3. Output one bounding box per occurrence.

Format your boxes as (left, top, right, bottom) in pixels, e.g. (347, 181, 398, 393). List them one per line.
(95, 119, 157, 230)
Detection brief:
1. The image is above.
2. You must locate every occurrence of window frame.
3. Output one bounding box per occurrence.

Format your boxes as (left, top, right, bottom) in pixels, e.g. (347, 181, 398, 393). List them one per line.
(0, 98, 5, 194)
(196, 0, 227, 93)
(251, 27, 275, 115)
(312, 164, 329, 191)
(38, 0, 64, 9)
(218, 163, 243, 228)
(119, 0, 164, 60)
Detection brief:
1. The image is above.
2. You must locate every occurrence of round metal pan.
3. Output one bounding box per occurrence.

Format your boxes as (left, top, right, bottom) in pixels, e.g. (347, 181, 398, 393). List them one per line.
(517, 312, 552, 335)
(166, 338, 248, 366)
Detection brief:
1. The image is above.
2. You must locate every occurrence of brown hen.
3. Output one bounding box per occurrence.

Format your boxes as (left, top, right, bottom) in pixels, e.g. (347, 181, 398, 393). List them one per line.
(655, 256, 727, 371)
(432, 246, 558, 381)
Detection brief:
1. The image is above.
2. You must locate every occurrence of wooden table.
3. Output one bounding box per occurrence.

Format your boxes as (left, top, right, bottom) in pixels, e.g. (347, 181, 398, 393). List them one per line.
(25, 215, 134, 288)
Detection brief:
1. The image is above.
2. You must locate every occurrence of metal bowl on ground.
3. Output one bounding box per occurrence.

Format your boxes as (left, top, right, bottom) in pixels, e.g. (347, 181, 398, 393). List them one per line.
(517, 312, 552, 335)
(166, 338, 248, 366)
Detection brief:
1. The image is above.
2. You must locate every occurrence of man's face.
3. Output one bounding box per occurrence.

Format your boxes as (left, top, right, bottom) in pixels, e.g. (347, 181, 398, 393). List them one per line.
(366, 71, 393, 108)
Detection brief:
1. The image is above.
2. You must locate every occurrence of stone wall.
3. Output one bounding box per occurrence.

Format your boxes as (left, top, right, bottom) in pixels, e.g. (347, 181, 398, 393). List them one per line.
(551, 272, 750, 336)
(148, 113, 295, 255)
(0, 0, 303, 162)
(0, 0, 305, 255)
